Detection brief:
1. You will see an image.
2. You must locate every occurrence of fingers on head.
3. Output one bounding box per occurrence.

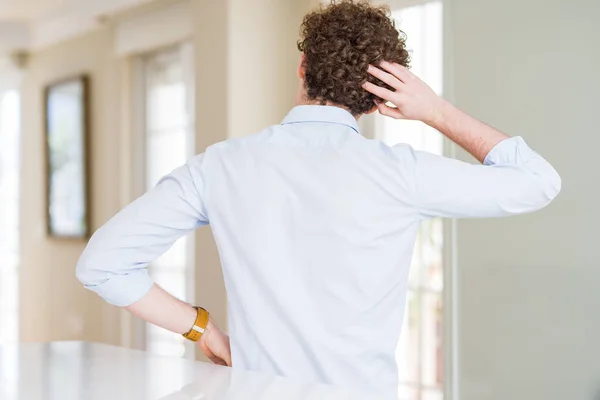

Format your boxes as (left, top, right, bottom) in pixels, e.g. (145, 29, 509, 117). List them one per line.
(379, 60, 412, 82)
(362, 81, 394, 101)
(376, 101, 403, 119)
(367, 64, 402, 89)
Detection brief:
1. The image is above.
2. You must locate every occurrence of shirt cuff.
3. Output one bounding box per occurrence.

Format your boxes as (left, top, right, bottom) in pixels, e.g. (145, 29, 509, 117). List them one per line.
(483, 136, 537, 166)
(84, 270, 155, 307)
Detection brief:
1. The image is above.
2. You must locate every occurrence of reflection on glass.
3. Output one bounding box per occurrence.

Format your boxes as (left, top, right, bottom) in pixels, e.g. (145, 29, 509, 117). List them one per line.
(46, 78, 88, 237)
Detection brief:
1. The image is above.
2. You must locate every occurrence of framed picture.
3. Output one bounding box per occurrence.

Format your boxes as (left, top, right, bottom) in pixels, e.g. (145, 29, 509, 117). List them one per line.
(44, 75, 90, 238)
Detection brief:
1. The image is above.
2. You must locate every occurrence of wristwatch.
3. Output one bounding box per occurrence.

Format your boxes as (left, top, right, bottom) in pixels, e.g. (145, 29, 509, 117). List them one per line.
(182, 306, 209, 342)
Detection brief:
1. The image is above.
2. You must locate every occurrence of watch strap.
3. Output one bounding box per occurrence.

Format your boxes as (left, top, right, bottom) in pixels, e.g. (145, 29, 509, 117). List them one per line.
(182, 307, 209, 342)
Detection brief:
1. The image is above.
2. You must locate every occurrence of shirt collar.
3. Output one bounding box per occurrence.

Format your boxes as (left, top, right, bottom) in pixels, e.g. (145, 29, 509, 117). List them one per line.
(281, 105, 360, 134)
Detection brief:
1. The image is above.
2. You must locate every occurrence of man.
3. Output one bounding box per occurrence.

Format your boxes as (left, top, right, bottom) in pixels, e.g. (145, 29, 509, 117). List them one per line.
(77, 0, 560, 393)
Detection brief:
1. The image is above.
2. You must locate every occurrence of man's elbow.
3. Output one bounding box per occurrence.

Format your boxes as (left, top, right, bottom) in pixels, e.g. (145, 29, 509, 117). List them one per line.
(542, 168, 562, 203)
(75, 239, 155, 307)
(76, 246, 100, 288)
(529, 168, 561, 212)
(75, 231, 110, 290)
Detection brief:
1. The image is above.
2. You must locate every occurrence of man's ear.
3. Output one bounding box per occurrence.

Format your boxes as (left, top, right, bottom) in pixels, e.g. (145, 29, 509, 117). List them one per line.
(298, 53, 306, 79)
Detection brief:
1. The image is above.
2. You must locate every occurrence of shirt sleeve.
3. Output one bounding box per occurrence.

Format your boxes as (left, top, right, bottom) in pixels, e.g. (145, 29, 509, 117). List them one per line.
(396, 137, 561, 220)
(76, 154, 209, 306)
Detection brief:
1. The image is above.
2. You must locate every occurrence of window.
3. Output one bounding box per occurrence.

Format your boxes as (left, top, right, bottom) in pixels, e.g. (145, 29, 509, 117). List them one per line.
(372, 2, 445, 399)
(0, 90, 20, 345)
(140, 43, 196, 359)
(0, 89, 20, 398)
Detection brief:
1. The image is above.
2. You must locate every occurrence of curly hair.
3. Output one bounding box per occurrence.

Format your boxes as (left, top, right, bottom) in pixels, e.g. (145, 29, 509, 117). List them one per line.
(297, 0, 410, 116)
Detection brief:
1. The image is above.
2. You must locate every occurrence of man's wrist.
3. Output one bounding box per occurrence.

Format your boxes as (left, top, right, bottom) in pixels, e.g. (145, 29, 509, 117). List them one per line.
(424, 98, 454, 132)
(198, 319, 215, 345)
(182, 306, 210, 342)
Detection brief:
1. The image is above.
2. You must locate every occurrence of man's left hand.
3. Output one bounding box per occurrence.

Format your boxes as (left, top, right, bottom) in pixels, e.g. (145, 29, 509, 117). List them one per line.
(198, 319, 232, 366)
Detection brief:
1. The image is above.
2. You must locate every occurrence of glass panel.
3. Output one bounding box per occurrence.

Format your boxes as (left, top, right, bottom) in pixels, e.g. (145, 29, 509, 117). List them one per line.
(0, 91, 21, 255)
(0, 314, 17, 341)
(147, 326, 173, 342)
(142, 44, 194, 358)
(147, 83, 187, 132)
(146, 325, 187, 358)
(146, 128, 188, 188)
(150, 270, 186, 300)
(0, 89, 20, 345)
(396, 291, 420, 385)
(153, 236, 188, 271)
(421, 293, 443, 388)
(378, 118, 444, 155)
(385, 3, 444, 396)
(145, 49, 187, 131)
(0, 269, 18, 313)
(392, 1, 443, 95)
(418, 218, 444, 292)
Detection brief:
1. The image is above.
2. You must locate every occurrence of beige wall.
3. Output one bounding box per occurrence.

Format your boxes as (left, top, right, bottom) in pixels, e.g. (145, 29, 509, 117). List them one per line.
(19, 27, 123, 344)
(449, 0, 600, 399)
(228, 0, 307, 138)
(191, 0, 230, 336)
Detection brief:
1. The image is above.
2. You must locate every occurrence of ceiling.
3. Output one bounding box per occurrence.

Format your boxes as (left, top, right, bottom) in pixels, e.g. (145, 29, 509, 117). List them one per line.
(0, 0, 70, 21)
(0, 0, 154, 52)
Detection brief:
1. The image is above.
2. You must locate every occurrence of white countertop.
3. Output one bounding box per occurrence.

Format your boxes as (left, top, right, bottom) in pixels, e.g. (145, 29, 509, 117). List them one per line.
(0, 341, 401, 400)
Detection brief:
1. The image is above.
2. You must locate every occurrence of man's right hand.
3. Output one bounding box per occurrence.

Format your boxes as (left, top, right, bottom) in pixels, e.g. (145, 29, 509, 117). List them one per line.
(362, 60, 508, 163)
(362, 60, 446, 125)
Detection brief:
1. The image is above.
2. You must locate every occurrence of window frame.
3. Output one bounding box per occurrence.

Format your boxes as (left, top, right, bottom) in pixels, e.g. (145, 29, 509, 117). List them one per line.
(130, 41, 197, 360)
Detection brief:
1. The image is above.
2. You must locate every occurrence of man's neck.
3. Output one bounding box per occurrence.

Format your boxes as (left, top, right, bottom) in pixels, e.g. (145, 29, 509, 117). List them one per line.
(294, 99, 361, 121)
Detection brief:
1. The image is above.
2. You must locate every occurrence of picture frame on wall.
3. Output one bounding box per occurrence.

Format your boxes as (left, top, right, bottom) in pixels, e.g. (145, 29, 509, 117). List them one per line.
(44, 75, 90, 239)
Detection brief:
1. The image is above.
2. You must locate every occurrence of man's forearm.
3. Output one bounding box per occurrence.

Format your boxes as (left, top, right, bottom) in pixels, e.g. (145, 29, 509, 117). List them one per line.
(363, 61, 509, 162)
(426, 99, 509, 164)
(125, 284, 231, 366)
(125, 284, 197, 334)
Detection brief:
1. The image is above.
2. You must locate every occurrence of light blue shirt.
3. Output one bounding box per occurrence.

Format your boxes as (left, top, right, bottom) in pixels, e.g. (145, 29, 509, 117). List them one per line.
(77, 105, 560, 391)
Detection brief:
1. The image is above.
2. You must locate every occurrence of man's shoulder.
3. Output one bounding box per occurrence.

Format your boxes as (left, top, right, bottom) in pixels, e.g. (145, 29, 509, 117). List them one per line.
(186, 126, 278, 176)
(206, 125, 281, 153)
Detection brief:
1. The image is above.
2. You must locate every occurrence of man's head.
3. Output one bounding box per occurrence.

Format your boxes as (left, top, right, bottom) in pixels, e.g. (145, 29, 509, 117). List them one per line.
(297, 0, 410, 116)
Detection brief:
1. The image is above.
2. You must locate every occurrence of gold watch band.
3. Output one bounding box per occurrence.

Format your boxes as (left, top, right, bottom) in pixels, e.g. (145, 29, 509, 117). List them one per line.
(182, 307, 209, 342)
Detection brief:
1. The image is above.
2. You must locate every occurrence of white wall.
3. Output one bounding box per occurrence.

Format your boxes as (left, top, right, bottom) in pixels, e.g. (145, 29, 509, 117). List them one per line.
(449, 0, 600, 399)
